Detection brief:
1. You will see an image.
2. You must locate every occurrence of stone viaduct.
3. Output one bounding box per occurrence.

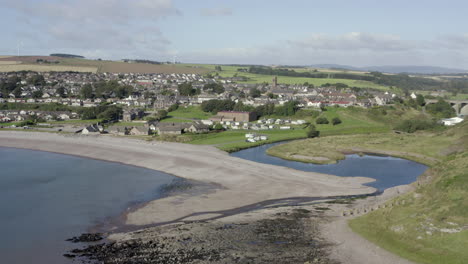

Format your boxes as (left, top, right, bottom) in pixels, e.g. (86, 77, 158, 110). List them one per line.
(425, 99, 468, 116)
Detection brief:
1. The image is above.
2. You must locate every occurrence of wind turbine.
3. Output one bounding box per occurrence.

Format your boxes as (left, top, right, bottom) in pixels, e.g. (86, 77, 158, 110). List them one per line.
(17, 41, 24, 57)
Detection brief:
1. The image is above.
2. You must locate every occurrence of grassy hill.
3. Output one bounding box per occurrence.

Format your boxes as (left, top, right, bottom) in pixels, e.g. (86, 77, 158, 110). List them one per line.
(348, 121, 468, 264)
(265, 117, 467, 263)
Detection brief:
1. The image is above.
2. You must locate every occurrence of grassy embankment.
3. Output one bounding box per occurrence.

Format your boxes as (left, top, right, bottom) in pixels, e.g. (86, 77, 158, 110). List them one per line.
(268, 118, 468, 264)
(350, 122, 468, 264)
(183, 64, 392, 91)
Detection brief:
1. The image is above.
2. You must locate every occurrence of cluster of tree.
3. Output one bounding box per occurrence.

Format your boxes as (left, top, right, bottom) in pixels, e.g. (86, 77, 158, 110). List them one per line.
(307, 124, 320, 138)
(122, 59, 162, 65)
(178, 83, 200, 96)
(78, 104, 122, 121)
(214, 66, 222, 71)
(167, 103, 179, 112)
(200, 99, 301, 118)
(0, 76, 22, 98)
(376, 72, 435, 91)
(81, 80, 134, 99)
(249, 88, 262, 98)
(36, 59, 59, 64)
(247, 66, 375, 81)
(316, 117, 329, 124)
(394, 118, 440, 133)
(273, 100, 300, 116)
(426, 99, 456, 118)
(27, 74, 46, 86)
(201, 99, 236, 114)
(203, 83, 225, 94)
(50, 53, 84, 59)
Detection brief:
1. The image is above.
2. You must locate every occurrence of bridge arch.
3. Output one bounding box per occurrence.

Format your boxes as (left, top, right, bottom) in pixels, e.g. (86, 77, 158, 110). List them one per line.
(460, 103, 468, 116)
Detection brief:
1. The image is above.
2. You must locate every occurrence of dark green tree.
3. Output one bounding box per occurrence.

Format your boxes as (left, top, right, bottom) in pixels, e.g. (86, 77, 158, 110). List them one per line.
(416, 94, 425, 106)
(178, 83, 197, 96)
(81, 84, 94, 99)
(156, 110, 168, 120)
(203, 83, 225, 94)
(316, 117, 329, 124)
(168, 103, 179, 112)
(426, 99, 456, 118)
(332, 117, 342, 125)
(28, 75, 46, 86)
(307, 124, 320, 138)
(32, 90, 43, 99)
(249, 88, 261, 98)
(56, 87, 67, 98)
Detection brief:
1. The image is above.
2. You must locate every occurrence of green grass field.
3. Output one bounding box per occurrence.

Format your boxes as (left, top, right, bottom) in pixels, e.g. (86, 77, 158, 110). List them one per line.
(167, 105, 213, 120)
(183, 64, 392, 90)
(0, 122, 21, 126)
(187, 128, 308, 151)
(46, 119, 102, 125)
(179, 106, 410, 152)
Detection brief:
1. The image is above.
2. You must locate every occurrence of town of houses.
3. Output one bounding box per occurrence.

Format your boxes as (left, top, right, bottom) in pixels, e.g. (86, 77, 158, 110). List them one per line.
(0, 71, 397, 129)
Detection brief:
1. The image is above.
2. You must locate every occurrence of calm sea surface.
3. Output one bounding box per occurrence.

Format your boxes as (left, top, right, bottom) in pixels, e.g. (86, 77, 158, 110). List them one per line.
(231, 142, 428, 191)
(0, 147, 176, 264)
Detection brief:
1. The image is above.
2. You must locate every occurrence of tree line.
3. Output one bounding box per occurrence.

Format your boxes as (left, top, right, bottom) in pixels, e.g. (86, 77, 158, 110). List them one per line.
(246, 66, 375, 81)
(200, 99, 300, 118)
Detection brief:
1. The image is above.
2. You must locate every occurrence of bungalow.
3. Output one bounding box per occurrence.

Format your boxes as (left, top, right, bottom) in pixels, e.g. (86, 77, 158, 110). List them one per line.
(156, 123, 185, 135)
(186, 122, 210, 133)
(129, 126, 150, 136)
(79, 124, 103, 135)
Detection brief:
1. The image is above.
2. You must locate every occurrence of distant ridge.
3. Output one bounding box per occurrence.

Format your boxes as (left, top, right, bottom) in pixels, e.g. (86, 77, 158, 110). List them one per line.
(364, 65, 468, 74)
(308, 64, 468, 74)
(50, 53, 85, 59)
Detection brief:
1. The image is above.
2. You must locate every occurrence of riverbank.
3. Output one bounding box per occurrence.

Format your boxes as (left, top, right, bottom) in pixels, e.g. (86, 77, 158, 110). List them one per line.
(266, 132, 456, 166)
(0, 131, 375, 226)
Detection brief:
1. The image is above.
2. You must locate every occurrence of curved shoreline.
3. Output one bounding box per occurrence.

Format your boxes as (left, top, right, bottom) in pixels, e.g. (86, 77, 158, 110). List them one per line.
(0, 131, 376, 226)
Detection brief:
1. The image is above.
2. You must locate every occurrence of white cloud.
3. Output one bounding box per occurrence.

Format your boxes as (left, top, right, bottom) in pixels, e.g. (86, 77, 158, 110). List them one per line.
(181, 32, 468, 68)
(288, 32, 416, 51)
(435, 34, 468, 50)
(200, 7, 233, 17)
(5, 0, 179, 59)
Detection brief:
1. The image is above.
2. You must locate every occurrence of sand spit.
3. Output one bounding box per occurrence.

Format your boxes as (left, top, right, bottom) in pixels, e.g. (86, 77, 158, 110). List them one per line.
(0, 131, 375, 225)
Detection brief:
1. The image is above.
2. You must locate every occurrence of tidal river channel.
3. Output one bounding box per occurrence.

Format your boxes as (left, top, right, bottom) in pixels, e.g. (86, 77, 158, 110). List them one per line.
(230, 142, 428, 191)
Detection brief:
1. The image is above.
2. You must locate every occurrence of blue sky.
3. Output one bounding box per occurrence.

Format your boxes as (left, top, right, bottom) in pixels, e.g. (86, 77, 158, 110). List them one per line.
(2, 0, 468, 68)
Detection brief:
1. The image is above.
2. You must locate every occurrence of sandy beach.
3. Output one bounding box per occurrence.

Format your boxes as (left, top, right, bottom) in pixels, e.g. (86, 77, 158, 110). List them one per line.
(0, 131, 375, 225)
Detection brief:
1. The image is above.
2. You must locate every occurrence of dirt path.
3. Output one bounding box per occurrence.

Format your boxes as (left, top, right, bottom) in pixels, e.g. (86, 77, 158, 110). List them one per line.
(322, 185, 417, 264)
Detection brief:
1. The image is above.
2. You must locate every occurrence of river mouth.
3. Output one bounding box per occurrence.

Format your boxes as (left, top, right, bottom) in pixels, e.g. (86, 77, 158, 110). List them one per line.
(230, 142, 428, 191)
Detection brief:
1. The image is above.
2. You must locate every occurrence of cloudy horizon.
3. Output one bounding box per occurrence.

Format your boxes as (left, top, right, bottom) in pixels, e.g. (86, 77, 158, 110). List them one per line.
(2, 0, 468, 69)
